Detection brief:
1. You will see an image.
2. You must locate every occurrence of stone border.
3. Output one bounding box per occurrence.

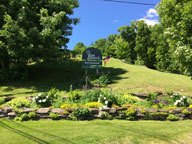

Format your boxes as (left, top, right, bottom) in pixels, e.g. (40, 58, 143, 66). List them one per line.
(1, 106, 192, 121)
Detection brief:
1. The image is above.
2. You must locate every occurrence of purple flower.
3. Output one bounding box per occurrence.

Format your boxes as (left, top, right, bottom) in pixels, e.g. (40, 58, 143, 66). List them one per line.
(164, 101, 168, 105)
(154, 100, 159, 103)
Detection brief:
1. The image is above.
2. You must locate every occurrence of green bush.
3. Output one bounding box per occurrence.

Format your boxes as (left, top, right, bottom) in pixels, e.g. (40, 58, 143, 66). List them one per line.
(167, 114, 180, 121)
(6, 97, 31, 108)
(69, 85, 82, 102)
(98, 89, 117, 107)
(182, 109, 191, 116)
(28, 112, 37, 119)
(122, 108, 137, 120)
(149, 112, 169, 120)
(0, 97, 5, 105)
(49, 112, 59, 120)
(99, 112, 113, 120)
(81, 90, 100, 104)
(117, 93, 141, 105)
(98, 74, 111, 85)
(72, 108, 91, 120)
(33, 92, 51, 107)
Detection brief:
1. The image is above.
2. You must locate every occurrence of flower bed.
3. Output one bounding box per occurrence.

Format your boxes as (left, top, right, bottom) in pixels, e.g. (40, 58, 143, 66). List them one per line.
(1, 88, 192, 121)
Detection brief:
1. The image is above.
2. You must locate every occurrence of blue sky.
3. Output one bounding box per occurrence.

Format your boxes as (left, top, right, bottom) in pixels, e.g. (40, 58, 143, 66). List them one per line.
(67, 0, 160, 50)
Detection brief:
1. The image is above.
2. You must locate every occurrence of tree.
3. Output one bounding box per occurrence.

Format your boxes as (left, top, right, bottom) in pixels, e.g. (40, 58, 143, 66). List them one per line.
(104, 34, 117, 57)
(0, 0, 79, 80)
(110, 36, 129, 60)
(73, 42, 86, 54)
(134, 20, 153, 68)
(157, 0, 192, 75)
(118, 23, 136, 63)
(93, 38, 107, 55)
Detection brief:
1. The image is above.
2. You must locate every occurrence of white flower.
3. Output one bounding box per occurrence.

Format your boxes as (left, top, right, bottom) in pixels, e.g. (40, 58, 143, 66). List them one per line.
(98, 99, 100, 103)
(32, 98, 35, 102)
(104, 97, 106, 100)
(183, 96, 186, 99)
(36, 96, 38, 99)
(42, 99, 46, 102)
(38, 93, 42, 96)
(39, 100, 42, 103)
(99, 94, 102, 97)
(46, 96, 49, 99)
(105, 101, 108, 105)
(170, 96, 173, 98)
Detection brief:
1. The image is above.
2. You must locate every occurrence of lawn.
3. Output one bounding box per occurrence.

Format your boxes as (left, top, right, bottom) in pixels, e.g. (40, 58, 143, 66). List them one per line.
(0, 58, 192, 98)
(1, 118, 192, 144)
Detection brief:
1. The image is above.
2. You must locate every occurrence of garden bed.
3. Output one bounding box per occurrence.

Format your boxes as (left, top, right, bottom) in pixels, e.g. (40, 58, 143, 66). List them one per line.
(1, 88, 192, 121)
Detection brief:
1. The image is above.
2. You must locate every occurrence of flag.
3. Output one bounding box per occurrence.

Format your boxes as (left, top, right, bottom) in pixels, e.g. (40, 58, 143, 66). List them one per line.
(103, 56, 110, 64)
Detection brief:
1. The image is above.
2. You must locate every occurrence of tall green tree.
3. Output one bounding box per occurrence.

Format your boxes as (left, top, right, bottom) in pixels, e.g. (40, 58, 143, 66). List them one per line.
(0, 0, 79, 73)
(157, 0, 192, 75)
(93, 38, 107, 55)
(73, 42, 86, 54)
(118, 23, 136, 63)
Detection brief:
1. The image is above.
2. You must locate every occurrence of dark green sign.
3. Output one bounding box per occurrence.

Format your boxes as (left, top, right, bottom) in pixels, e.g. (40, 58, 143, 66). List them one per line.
(82, 47, 102, 69)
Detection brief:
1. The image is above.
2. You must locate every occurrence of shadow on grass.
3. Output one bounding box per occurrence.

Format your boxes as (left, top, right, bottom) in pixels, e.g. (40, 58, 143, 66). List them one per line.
(1, 59, 127, 95)
(0, 121, 50, 144)
(9, 120, 77, 144)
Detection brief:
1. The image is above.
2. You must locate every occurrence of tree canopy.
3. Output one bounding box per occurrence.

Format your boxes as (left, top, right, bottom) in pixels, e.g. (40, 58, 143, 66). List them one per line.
(0, 0, 79, 81)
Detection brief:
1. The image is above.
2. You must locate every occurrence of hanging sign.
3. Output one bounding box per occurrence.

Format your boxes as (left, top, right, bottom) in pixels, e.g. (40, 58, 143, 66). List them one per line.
(82, 47, 102, 69)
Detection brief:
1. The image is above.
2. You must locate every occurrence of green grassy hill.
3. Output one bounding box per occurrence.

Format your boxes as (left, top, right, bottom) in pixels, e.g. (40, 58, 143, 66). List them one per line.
(0, 58, 192, 97)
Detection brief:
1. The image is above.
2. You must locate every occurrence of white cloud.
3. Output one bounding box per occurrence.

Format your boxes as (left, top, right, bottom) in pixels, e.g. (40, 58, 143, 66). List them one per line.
(138, 8, 159, 26)
(146, 8, 158, 18)
(113, 19, 119, 24)
(139, 18, 159, 26)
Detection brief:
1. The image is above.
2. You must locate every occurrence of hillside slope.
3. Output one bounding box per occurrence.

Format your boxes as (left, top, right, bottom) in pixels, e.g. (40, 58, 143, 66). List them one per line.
(106, 58, 192, 95)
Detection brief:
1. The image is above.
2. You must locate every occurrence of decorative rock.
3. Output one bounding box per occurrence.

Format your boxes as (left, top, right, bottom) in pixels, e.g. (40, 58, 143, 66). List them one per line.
(1, 107, 12, 114)
(117, 107, 127, 111)
(109, 108, 116, 114)
(169, 109, 182, 114)
(88, 108, 99, 114)
(51, 108, 64, 114)
(7, 112, 16, 119)
(36, 108, 50, 114)
(145, 108, 158, 113)
(0, 114, 6, 118)
(99, 107, 110, 112)
(187, 108, 192, 112)
(20, 108, 35, 113)
(158, 109, 168, 113)
(136, 113, 145, 117)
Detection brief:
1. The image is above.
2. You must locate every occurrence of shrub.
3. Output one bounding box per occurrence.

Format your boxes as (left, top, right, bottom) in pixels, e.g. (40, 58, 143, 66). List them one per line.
(147, 93, 158, 101)
(167, 114, 180, 121)
(174, 95, 188, 107)
(117, 94, 141, 105)
(48, 88, 59, 104)
(98, 89, 117, 107)
(52, 96, 65, 108)
(80, 90, 100, 104)
(182, 109, 191, 116)
(121, 104, 136, 108)
(0, 97, 5, 105)
(98, 74, 111, 85)
(69, 85, 82, 102)
(33, 93, 51, 107)
(49, 112, 59, 120)
(72, 108, 91, 120)
(84, 102, 103, 108)
(28, 112, 37, 119)
(123, 108, 137, 120)
(6, 97, 31, 108)
(99, 112, 112, 120)
(149, 112, 169, 120)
